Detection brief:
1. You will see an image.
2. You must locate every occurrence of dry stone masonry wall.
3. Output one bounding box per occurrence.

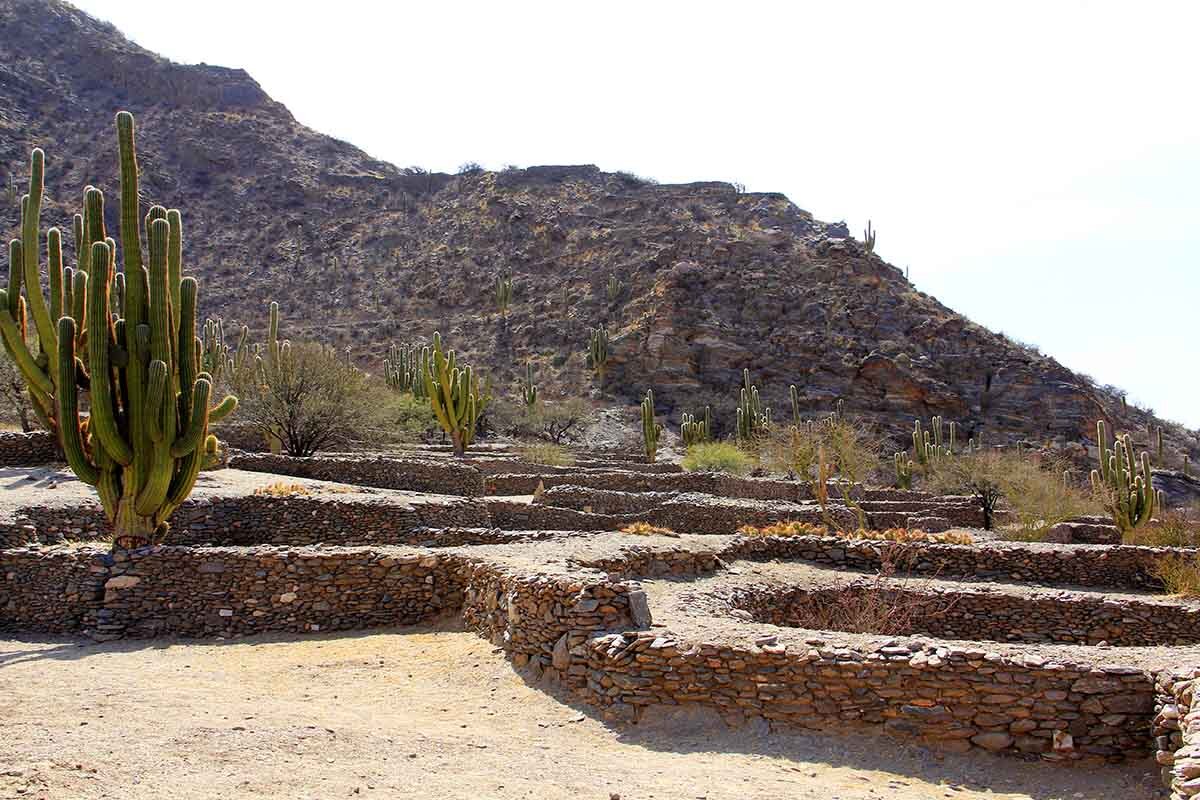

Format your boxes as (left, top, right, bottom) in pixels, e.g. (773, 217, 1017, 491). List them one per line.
(0, 431, 59, 466)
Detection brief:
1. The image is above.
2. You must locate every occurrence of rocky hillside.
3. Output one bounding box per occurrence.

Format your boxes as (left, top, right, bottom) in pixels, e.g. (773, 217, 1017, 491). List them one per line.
(1, 0, 1194, 462)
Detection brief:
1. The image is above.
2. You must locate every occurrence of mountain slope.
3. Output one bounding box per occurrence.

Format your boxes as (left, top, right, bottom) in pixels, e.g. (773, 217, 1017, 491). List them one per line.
(1, 0, 1194, 462)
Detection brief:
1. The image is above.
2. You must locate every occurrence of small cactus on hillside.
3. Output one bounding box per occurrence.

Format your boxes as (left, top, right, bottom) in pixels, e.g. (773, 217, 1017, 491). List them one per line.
(894, 452, 914, 489)
(681, 406, 711, 447)
(1090, 419, 1156, 533)
(789, 384, 801, 426)
(606, 274, 623, 304)
(588, 326, 609, 387)
(521, 361, 538, 407)
(494, 272, 514, 318)
(641, 389, 662, 463)
(863, 220, 876, 253)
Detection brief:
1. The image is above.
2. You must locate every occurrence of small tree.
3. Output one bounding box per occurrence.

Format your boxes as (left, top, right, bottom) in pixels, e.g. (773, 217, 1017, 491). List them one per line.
(238, 341, 371, 457)
(926, 450, 1009, 530)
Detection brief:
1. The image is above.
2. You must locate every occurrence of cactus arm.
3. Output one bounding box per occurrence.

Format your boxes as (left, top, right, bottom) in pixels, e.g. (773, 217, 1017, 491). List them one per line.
(83, 241, 133, 464)
(55, 317, 99, 485)
(47, 227, 63, 326)
(21, 150, 58, 373)
(170, 376, 213, 458)
(167, 209, 183, 333)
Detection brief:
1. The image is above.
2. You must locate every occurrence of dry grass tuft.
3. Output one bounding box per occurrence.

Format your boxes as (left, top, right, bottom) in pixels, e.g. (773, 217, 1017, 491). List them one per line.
(736, 521, 971, 545)
(619, 522, 680, 538)
(253, 481, 313, 497)
(1154, 554, 1200, 597)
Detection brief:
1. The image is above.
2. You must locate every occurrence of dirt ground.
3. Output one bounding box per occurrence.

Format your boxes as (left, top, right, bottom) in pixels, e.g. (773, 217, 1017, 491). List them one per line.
(0, 622, 1163, 800)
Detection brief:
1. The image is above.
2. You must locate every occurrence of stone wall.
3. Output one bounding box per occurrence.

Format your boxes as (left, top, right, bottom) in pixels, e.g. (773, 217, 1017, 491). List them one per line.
(1, 545, 468, 639)
(727, 584, 1200, 647)
(0, 430, 58, 466)
(0, 493, 489, 549)
(0, 547, 105, 632)
(486, 470, 829, 503)
(1155, 668, 1200, 798)
(578, 629, 1157, 760)
(727, 534, 1195, 591)
(229, 452, 486, 496)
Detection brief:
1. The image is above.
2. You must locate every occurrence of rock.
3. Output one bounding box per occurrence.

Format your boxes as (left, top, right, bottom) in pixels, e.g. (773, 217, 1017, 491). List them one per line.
(627, 591, 652, 628)
(552, 634, 570, 671)
(970, 732, 1014, 751)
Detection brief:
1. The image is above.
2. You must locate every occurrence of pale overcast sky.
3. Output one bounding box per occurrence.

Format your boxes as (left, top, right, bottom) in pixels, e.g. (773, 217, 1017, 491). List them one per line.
(74, 0, 1200, 427)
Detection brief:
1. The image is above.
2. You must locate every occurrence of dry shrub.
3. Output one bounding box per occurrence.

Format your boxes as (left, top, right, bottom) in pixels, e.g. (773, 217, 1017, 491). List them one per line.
(619, 522, 680, 538)
(1154, 554, 1200, 597)
(736, 522, 971, 545)
(253, 481, 312, 497)
(1126, 510, 1200, 547)
(786, 558, 959, 636)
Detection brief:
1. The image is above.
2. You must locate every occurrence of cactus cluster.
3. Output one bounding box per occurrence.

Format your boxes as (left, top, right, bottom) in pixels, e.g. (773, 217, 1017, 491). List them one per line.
(201, 317, 248, 390)
(736, 368, 770, 443)
(521, 361, 538, 407)
(384, 341, 428, 399)
(1090, 420, 1156, 533)
(425, 332, 490, 456)
(1, 112, 238, 546)
(913, 416, 956, 468)
(606, 274, 623, 304)
(494, 272, 513, 318)
(680, 406, 711, 447)
(641, 389, 662, 463)
(588, 326, 609, 386)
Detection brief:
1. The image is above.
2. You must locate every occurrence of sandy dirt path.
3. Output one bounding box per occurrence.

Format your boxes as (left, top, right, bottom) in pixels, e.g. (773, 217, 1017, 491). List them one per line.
(0, 623, 1163, 800)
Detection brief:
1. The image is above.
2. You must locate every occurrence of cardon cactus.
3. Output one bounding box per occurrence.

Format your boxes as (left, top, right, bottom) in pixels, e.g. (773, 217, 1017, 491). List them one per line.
(789, 384, 801, 426)
(681, 406, 711, 447)
(641, 389, 662, 463)
(521, 361, 538, 407)
(736, 368, 769, 443)
(24, 112, 237, 547)
(1090, 419, 1156, 533)
(424, 332, 490, 456)
(863, 220, 876, 253)
(588, 326, 609, 386)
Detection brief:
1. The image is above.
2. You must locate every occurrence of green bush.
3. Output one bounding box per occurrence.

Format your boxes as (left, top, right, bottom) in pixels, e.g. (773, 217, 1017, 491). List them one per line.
(682, 441, 753, 476)
(517, 442, 575, 467)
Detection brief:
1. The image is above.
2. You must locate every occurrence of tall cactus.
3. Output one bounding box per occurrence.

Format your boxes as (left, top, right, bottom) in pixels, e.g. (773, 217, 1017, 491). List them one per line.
(736, 368, 769, 443)
(521, 360, 538, 407)
(14, 112, 238, 547)
(1090, 419, 1156, 533)
(588, 326, 609, 387)
(681, 406, 711, 447)
(424, 332, 490, 456)
(863, 220, 876, 253)
(789, 384, 801, 426)
(641, 389, 662, 463)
